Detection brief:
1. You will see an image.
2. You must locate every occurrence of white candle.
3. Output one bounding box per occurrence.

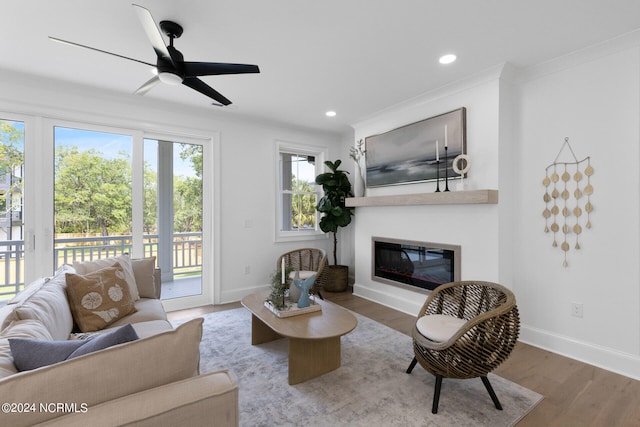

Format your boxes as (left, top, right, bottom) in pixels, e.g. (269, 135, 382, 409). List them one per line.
(444, 124, 448, 148)
(281, 258, 285, 284)
(435, 140, 439, 161)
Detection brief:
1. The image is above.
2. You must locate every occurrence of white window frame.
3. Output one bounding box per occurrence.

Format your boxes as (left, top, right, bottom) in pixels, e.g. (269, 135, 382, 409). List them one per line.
(275, 140, 327, 243)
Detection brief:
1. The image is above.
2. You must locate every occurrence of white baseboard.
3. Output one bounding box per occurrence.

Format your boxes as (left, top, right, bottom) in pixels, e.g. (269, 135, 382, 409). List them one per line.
(352, 283, 424, 316)
(520, 325, 640, 381)
(353, 283, 640, 381)
(219, 285, 270, 304)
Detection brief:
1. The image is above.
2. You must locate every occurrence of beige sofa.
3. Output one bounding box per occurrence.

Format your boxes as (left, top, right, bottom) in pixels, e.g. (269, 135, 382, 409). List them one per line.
(0, 256, 238, 426)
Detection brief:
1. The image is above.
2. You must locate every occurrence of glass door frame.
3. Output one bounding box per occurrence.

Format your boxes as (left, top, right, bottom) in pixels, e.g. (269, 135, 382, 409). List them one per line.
(1, 108, 219, 311)
(142, 131, 217, 311)
(40, 120, 216, 311)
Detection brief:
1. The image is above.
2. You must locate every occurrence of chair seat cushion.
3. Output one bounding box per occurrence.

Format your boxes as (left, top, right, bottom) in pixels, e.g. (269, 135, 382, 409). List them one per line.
(288, 270, 316, 280)
(416, 314, 467, 342)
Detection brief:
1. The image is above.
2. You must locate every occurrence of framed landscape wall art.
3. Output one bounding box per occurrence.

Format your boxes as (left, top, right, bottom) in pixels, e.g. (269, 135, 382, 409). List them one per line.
(365, 107, 466, 187)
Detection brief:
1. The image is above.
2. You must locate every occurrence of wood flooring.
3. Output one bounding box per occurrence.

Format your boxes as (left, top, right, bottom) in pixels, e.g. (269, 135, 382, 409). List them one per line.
(167, 289, 640, 426)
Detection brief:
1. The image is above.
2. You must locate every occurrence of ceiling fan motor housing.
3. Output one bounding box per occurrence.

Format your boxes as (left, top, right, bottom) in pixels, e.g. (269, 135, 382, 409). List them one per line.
(159, 20, 184, 39)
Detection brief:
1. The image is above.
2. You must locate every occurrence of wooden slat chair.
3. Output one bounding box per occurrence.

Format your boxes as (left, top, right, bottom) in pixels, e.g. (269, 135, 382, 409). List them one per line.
(277, 248, 328, 300)
(406, 281, 520, 414)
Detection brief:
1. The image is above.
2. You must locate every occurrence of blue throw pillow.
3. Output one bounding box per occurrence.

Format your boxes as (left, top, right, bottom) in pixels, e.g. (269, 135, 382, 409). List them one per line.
(9, 324, 139, 371)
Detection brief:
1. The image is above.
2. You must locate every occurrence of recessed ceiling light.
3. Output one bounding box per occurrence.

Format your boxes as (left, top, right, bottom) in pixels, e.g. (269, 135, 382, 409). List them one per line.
(439, 54, 457, 65)
(325, 111, 337, 117)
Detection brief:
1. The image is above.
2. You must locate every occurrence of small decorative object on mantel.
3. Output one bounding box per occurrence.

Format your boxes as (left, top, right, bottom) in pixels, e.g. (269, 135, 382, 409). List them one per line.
(350, 139, 367, 197)
(542, 137, 594, 267)
(435, 139, 441, 192)
(452, 154, 471, 191)
(444, 130, 450, 192)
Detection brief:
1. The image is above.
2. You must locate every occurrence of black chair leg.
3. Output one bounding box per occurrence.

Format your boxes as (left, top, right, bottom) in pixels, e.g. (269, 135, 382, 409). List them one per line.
(317, 291, 324, 300)
(432, 374, 443, 414)
(481, 376, 503, 410)
(406, 357, 417, 373)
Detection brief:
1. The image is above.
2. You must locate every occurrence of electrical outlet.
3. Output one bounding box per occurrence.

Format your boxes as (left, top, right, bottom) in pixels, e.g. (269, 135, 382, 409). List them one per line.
(244, 265, 251, 275)
(571, 302, 583, 318)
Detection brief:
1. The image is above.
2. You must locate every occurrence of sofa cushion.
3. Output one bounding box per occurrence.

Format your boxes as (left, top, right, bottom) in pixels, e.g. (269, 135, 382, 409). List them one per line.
(73, 254, 140, 301)
(129, 319, 173, 339)
(1, 277, 48, 332)
(0, 304, 17, 334)
(131, 257, 157, 299)
(106, 298, 167, 328)
(65, 263, 137, 332)
(9, 324, 139, 372)
(0, 318, 203, 427)
(11, 266, 75, 341)
(0, 320, 53, 379)
(3, 277, 48, 306)
(0, 319, 54, 340)
(70, 319, 172, 340)
(38, 370, 239, 427)
(0, 340, 16, 379)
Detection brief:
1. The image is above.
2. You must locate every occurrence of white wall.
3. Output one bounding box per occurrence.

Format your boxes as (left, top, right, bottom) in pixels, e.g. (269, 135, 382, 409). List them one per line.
(0, 69, 342, 307)
(351, 66, 506, 315)
(350, 33, 640, 379)
(514, 40, 640, 378)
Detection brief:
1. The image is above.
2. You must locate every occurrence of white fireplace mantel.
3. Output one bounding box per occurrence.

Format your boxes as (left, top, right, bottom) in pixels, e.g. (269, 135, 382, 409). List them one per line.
(345, 189, 498, 207)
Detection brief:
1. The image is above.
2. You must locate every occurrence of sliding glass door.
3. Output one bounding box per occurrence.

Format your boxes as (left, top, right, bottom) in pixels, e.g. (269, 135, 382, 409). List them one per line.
(143, 138, 204, 300)
(0, 118, 25, 301)
(0, 116, 213, 309)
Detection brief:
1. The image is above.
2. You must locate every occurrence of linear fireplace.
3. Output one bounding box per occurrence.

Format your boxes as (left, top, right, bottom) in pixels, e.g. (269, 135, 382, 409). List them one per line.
(372, 237, 460, 292)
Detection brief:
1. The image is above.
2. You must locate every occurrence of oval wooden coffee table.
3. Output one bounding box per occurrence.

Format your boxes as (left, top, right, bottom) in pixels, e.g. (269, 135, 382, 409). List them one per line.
(241, 290, 357, 385)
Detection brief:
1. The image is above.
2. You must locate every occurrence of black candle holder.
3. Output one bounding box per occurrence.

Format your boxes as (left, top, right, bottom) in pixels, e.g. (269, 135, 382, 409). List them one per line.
(444, 146, 450, 192)
(435, 160, 441, 192)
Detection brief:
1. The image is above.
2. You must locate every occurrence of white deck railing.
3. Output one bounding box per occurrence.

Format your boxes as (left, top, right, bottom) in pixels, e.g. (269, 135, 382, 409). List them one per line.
(0, 232, 202, 300)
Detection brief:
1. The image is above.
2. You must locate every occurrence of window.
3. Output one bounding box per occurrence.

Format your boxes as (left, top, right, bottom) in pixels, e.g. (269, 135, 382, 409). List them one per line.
(276, 141, 326, 241)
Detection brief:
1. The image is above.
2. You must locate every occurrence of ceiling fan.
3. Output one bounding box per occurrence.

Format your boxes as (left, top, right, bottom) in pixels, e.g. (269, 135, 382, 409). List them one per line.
(49, 3, 260, 106)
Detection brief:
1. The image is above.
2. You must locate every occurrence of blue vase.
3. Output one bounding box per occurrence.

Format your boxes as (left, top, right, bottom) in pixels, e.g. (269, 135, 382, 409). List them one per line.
(293, 274, 315, 308)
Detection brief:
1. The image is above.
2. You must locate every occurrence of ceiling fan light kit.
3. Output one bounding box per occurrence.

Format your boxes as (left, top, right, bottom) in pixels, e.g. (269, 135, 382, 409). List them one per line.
(49, 3, 260, 106)
(157, 72, 183, 85)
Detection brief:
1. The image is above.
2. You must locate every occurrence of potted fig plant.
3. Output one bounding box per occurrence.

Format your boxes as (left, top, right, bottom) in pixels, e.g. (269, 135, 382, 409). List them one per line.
(315, 159, 354, 292)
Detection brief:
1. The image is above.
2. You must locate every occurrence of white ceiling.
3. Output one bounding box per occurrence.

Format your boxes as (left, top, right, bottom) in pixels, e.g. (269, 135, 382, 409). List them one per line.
(4, 1, 640, 133)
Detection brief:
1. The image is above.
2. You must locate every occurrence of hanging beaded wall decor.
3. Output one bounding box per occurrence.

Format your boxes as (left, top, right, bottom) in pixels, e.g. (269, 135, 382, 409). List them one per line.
(542, 138, 594, 267)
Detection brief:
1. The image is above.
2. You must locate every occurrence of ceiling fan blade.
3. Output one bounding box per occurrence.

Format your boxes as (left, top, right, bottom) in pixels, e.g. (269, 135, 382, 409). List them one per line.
(49, 36, 155, 67)
(183, 62, 260, 77)
(132, 4, 172, 62)
(134, 75, 161, 95)
(182, 77, 231, 106)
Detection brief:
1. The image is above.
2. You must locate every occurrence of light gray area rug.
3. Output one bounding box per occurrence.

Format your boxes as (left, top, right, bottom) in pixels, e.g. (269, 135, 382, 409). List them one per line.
(174, 308, 542, 427)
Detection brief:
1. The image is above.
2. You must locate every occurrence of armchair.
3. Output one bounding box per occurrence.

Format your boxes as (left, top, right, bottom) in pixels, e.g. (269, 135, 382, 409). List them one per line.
(277, 248, 328, 299)
(406, 281, 520, 414)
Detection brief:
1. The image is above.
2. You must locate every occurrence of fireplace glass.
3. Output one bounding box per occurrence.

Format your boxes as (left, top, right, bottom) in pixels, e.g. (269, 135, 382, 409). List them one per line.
(372, 238, 460, 292)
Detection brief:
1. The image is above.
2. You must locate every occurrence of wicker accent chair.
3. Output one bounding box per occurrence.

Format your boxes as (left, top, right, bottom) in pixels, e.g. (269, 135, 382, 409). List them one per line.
(406, 281, 520, 414)
(277, 248, 328, 299)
